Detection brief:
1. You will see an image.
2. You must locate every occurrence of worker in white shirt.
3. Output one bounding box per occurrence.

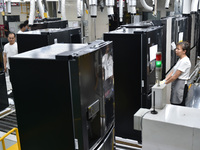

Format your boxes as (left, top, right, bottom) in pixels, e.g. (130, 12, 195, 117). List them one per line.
(3, 32, 18, 97)
(164, 41, 191, 106)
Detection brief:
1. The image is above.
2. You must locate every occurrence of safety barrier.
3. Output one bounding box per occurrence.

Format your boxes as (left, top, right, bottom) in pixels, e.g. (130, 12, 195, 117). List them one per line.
(0, 128, 21, 150)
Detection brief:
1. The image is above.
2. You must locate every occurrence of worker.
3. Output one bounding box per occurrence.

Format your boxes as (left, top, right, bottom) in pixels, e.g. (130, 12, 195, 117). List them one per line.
(3, 32, 18, 97)
(164, 41, 191, 106)
(23, 20, 30, 31)
(18, 23, 26, 33)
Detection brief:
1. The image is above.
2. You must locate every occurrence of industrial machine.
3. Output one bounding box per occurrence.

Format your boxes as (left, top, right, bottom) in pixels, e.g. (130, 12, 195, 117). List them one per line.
(10, 41, 115, 150)
(134, 103, 200, 150)
(104, 26, 164, 142)
(0, 51, 9, 111)
(133, 54, 200, 150)
(17, 27, 81, 53)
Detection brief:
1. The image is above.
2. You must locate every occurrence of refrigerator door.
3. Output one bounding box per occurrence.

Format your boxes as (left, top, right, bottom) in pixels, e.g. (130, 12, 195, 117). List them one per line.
(69, 49, 102, 149)
(142, 27, 164, 108)
(56, 41, 115, 150)
(100, 44, 115, 134)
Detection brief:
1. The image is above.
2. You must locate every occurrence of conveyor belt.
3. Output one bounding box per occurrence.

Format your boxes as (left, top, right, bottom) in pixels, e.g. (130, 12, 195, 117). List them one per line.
(0, 112, 17, 135)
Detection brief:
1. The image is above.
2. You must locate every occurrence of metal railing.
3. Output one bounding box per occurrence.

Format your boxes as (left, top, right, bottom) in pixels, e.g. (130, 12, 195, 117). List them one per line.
(0, 128, 21, 150)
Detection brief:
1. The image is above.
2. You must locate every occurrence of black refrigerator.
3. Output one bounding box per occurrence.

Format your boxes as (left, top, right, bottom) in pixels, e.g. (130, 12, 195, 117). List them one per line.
(10, 41, 115, 150)
(17, 27, 81, 54)
(104, 26, 164, 142)
(0, 50, 8, 111)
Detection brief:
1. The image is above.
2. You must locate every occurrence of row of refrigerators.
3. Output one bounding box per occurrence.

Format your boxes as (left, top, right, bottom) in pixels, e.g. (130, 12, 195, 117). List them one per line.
(0, 13, 200, 149)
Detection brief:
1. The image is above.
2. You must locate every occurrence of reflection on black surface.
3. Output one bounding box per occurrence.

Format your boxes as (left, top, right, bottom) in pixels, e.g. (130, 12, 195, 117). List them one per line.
(102, 45, 114, 129)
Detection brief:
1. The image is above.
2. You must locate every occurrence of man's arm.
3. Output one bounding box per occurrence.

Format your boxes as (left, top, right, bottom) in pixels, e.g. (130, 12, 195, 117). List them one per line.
(3, 52, 7, 72)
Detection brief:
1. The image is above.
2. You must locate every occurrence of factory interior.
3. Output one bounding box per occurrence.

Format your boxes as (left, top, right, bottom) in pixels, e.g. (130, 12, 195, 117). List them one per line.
(0, 0, 200, 150)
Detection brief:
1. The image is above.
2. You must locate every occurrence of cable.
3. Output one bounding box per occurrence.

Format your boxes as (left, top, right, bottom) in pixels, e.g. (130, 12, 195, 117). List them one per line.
(140, 111, 151, 131)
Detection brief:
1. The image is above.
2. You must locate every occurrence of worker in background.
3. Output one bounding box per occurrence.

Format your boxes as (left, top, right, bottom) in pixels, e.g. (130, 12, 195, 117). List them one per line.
(23, 20, 30, 31)
(3, 32, 18, 97)
(164, 41, 191, 106)
(18, 23, 26, 33)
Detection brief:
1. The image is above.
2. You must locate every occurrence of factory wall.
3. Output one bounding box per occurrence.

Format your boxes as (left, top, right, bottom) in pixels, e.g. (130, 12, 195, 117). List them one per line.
(0, 0, 109, 42)
(0, 0, 176, 41)
(0, 5, 27, 23)
(136, 0, 175, 18)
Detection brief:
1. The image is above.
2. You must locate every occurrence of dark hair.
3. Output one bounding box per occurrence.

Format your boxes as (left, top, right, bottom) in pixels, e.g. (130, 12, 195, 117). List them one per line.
(24, 20, 29, 26)
(19, 23, 26, 29)
(176, 41, 190, 54)
(8, 32, 16, 37)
